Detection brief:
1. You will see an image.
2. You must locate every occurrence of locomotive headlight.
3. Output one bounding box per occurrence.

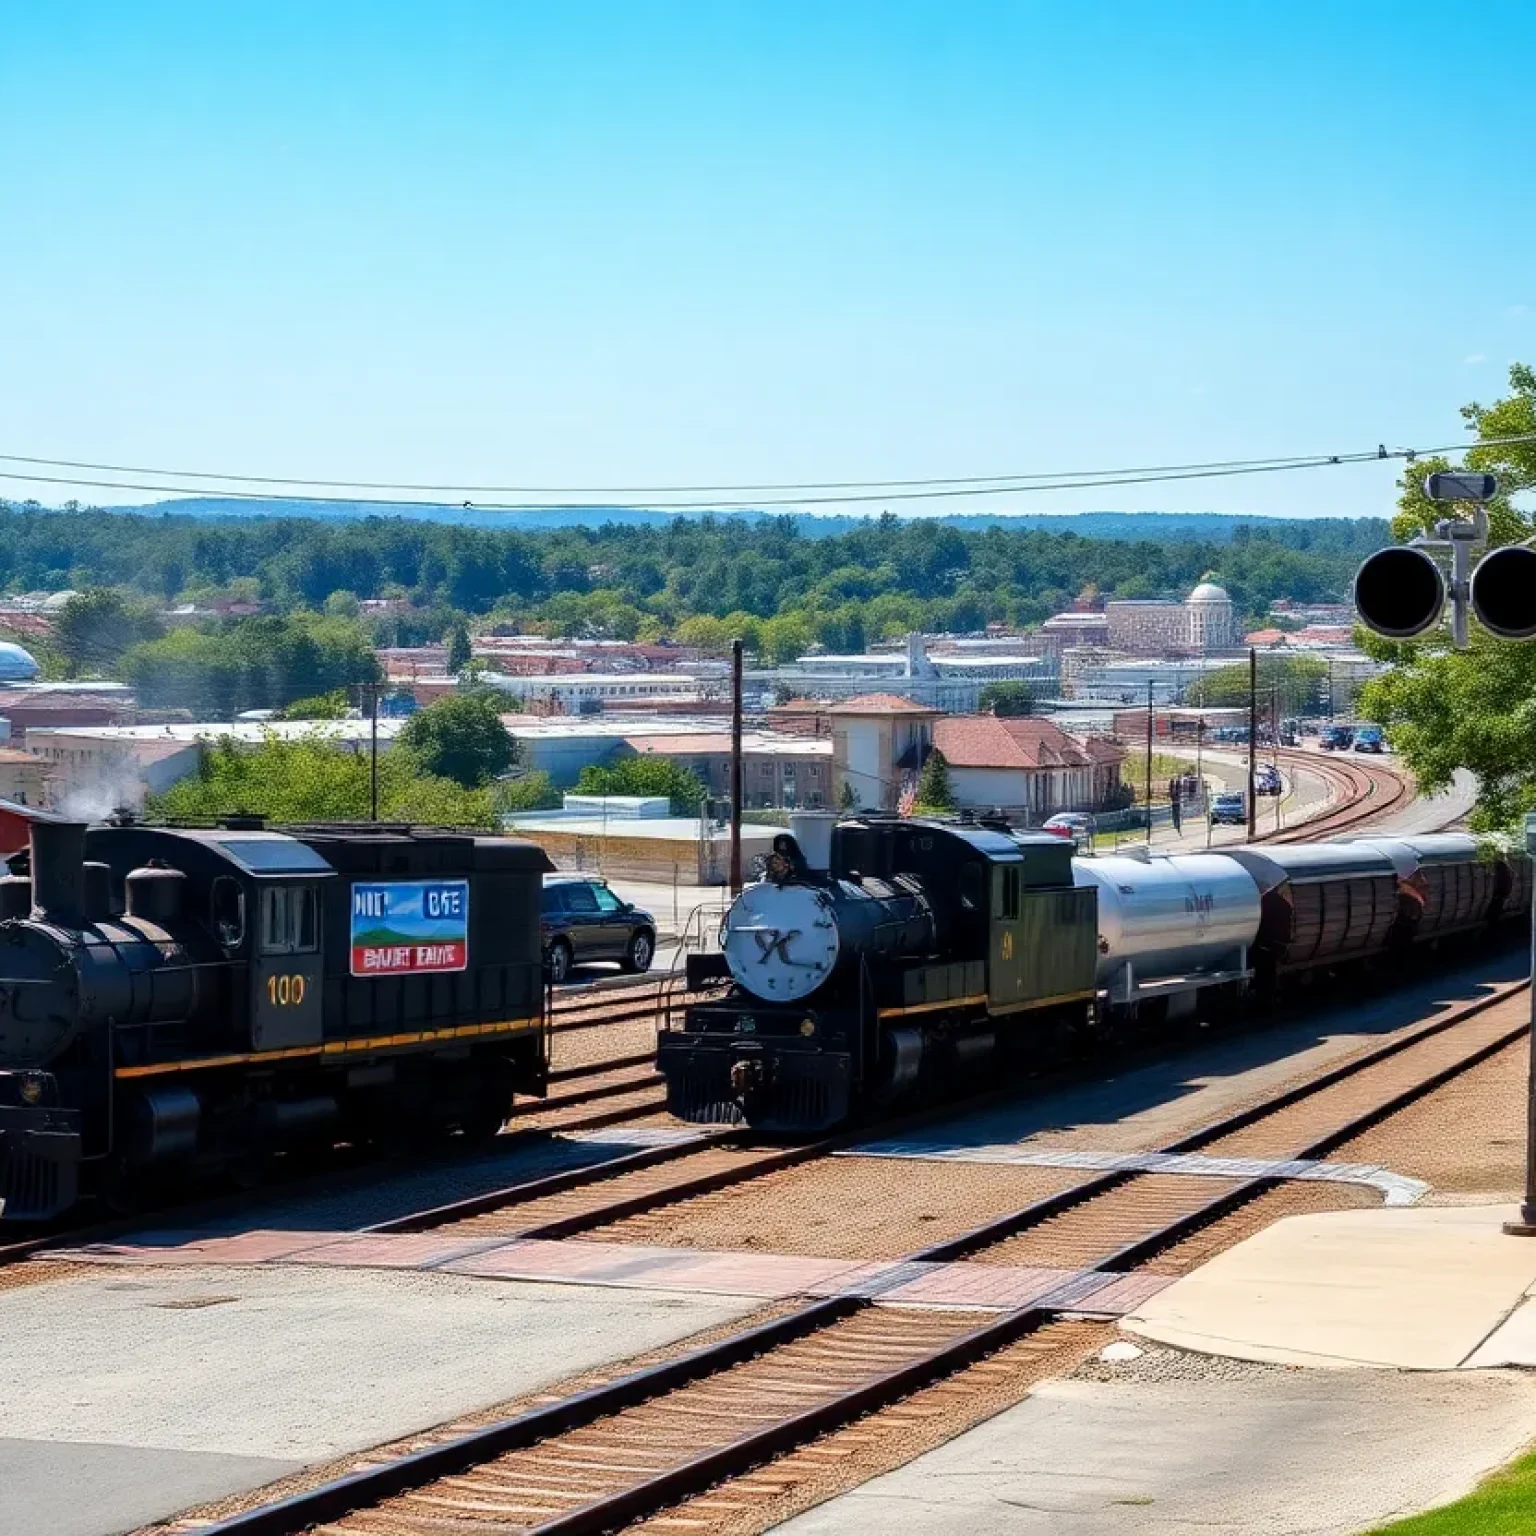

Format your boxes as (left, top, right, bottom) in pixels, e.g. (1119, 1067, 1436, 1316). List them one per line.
(799, 1018, 816, 1037)
(19, 1074, 42, 1105)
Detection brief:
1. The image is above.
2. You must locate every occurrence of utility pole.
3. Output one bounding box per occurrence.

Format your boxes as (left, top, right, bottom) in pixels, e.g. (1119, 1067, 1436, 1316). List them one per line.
(729, 639, 744, 895)
(361, 679, 380, 823)
(1246, 647, 1258, 842)
(1144, 680, 1154, 845)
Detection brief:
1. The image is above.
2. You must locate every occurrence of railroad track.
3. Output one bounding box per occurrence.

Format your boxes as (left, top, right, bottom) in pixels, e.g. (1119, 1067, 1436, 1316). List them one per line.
(1260, 747, 1412, 844)
(195, 976, 1531, 1536)
(0, 996, 679, 1273)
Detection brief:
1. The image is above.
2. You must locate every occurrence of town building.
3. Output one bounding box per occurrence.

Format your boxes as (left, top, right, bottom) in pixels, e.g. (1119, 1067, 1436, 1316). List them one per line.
(1105, 582, 1239, 655)
(1108, 705, 1250, 742)
(930, 715, 1127, 821)
(478, 672, 724, 712)
(613, 731, 832, 809)
(0, 686, 139, 743)
(825, 694, 942, 811)
(502, 795, 778, 886)
(752, 634, 1051, 714)
(0, 749, 49, 806)
(1038, 611, 1112, 656)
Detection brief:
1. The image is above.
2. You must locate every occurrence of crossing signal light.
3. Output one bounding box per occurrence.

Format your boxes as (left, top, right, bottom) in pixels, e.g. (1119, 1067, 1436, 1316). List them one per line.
(1470, 545, 1536, 640)
(1353, 546, 1446, 639)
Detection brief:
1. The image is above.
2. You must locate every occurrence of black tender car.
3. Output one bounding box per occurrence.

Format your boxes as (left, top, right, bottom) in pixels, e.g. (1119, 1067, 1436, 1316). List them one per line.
(541, 875, 657, 982)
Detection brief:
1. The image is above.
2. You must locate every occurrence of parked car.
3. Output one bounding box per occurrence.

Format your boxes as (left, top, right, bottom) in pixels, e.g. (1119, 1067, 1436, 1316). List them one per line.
(1041, 812, 1095, 842)
(1353, 726, 1387, 754)
(1211, 791, 1247, 826)
(541, 875, 657, 983)
(1319, 725, 1355, 751)
(1254, 765, 1283, 796)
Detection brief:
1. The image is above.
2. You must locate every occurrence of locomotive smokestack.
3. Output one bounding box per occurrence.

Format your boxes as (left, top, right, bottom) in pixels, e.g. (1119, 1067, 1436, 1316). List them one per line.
(30, 818, 87, 924)
(789, 812, 837, 874)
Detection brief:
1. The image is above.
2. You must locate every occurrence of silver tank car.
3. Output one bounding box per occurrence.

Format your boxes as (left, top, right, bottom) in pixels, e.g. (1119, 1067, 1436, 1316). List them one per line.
(1072, 852, 1262, 1004)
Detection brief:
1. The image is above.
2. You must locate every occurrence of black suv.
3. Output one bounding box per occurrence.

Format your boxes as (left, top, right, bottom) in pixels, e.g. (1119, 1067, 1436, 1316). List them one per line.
(541, 875, 657, 983)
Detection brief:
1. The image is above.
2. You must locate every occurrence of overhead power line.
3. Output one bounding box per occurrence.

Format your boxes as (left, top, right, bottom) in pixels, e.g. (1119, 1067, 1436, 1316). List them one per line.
(0, 436, 1529, 513)
(0, 447, 1339, 495)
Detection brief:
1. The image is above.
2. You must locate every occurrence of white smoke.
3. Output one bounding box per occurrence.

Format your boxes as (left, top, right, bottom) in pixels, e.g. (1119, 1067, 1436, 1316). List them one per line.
(53, 762, 147, 822)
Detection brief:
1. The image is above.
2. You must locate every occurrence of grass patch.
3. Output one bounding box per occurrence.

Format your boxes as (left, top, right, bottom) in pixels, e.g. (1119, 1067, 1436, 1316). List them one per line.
(1364, 1446, 1536, 1534)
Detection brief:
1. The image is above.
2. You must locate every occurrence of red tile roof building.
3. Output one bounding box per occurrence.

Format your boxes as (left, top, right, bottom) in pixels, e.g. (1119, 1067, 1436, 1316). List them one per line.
(930, 715, 1127, 820)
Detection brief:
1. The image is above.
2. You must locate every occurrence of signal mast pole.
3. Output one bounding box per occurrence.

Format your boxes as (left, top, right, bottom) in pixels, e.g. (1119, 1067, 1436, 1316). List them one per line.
(1351, 472, 1536, 1238)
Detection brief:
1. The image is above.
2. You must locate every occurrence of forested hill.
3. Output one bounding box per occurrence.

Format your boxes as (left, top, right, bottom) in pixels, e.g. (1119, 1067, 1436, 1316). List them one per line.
(101, 496, 1386, 547)
(0, 499, 1386, 648)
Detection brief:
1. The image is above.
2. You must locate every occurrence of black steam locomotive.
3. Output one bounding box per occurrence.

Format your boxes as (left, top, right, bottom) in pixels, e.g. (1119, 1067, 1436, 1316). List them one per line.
(658, 813, 1531, 1133)
(0, 816, 552, 1222)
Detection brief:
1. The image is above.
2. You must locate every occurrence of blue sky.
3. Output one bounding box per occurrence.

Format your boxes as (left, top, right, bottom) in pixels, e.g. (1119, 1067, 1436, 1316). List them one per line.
(2, 1, 1532, 520)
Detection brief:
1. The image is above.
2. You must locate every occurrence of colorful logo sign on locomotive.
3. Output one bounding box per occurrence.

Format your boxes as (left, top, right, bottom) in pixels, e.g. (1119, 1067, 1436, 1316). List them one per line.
(350, 880, 470, 976)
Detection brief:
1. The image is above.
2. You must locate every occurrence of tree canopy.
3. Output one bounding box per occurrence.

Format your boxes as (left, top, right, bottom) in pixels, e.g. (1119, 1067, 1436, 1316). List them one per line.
(913, 748, 956, 813)
(0, 499, 1385, 656)
(575, 756, 707, 813)
(396, 693, 516, 788)
(52, 587, 164, 677)
(978, 681, 1035, 717)
(1360, 363, 1536, 832)
(1186, 653, 1328, 718)
(148, 731, 499, 828)
(120, 612, 379, 718)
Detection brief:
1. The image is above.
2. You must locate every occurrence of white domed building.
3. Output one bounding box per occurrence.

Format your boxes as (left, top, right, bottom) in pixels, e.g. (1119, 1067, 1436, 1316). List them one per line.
(0, 641, 40, 682)
(1105, 580, 1239, 656)
(1184, 581, 1237, 651)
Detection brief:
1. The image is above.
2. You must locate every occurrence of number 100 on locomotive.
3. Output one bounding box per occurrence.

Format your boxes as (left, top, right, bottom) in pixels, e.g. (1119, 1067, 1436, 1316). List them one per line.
(350, 880, 469, 975)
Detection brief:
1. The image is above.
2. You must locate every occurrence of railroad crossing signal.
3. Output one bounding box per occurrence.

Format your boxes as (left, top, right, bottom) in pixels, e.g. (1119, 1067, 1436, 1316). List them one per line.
(1354, 473, 1536, 647)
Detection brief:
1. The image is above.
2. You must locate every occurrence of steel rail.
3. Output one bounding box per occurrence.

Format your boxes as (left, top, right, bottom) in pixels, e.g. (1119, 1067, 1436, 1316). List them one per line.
(190, 975, 1531, 1536)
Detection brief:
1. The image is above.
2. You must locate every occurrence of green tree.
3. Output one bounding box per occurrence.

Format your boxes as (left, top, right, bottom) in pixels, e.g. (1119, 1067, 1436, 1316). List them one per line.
(497, 771, 562, 813)
(760, 612, 814, 665)
(120, 612, 379, 718)
(397, 693, 516, 788)
(277, 689, 351, 720)
(445, 620, 473, 673)
(676, 614, 730, 652)
(1186, 654, 1327, 718)
(978, 681, 1036, 717)
(148, 731, 498, 828)
(838, 779, 860, 810)
(1359, 363, 1536, 832)
(53, 587, 164, 677)
(575, 756, 707, 814)
(913, 748, 956, 812)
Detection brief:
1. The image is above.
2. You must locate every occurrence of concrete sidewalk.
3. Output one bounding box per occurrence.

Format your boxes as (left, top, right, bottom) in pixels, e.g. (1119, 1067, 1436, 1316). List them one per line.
(1123, 1201, 1536, 1370)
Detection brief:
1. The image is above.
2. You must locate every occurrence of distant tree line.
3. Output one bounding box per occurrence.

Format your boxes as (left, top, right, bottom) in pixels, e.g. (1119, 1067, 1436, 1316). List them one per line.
(0, 503, 1385, 664)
